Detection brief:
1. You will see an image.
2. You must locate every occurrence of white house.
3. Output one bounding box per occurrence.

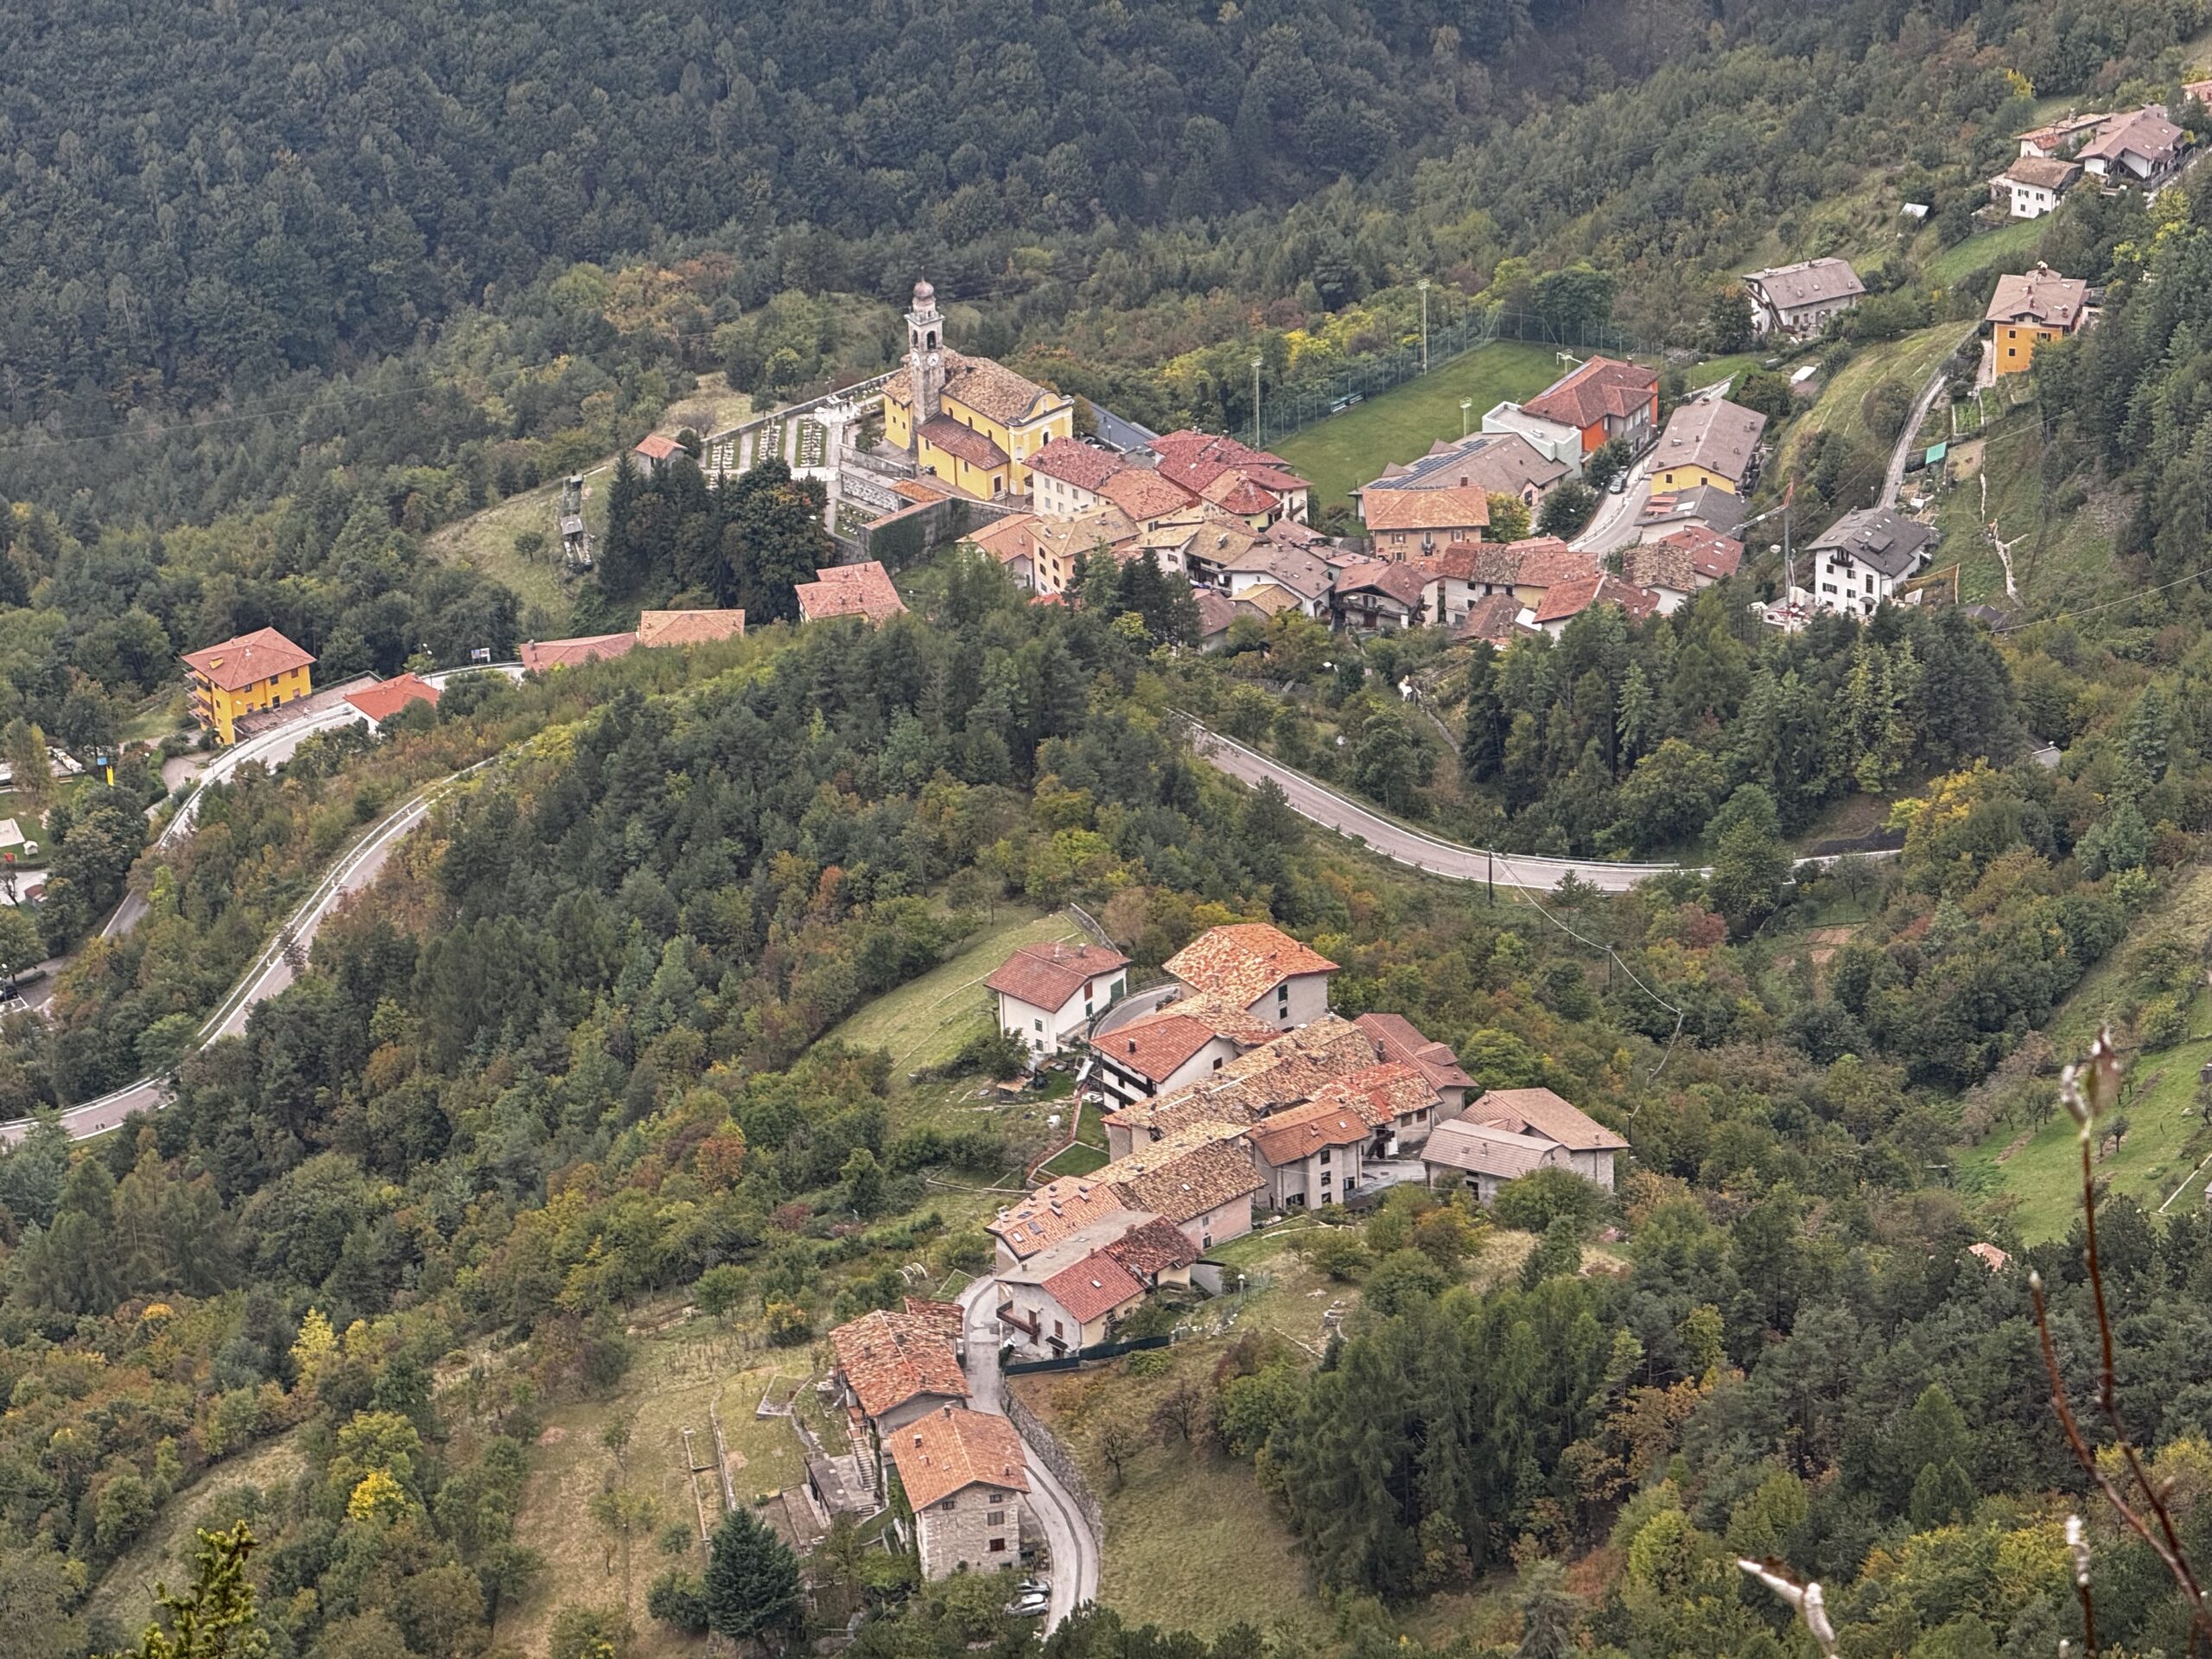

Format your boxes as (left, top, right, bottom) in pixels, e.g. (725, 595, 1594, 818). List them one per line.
(993, 1216, 1195, 1358)
(342, 673, 441, 736)
(1481, 401, 1586, 474)
(1163, 922, 1338, 1030)
(985, 942, 1131, 1056)
(1989, 156, 2080, 219)
(1741, 258, 1866, 338)
(1806, 507, 1937, 620)
(1089, 995, 1278, 1109)
(2077, 106, 2184, 181)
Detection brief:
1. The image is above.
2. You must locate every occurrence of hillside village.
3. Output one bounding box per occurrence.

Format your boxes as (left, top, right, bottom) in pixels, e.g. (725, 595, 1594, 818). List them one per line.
(812, 920, 1624, 1593)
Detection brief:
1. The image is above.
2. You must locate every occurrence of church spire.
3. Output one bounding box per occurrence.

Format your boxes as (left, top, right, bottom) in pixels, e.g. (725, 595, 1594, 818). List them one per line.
(906, 278, 945, 431)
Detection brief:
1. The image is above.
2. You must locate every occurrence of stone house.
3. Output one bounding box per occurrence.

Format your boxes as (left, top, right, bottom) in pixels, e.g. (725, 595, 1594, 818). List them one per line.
(887, 1406, 1031, 1580)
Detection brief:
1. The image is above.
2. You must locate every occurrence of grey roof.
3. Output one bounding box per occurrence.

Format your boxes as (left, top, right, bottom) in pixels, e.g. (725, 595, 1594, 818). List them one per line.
(1637, 484, 1746, 540)
(1743, 257, 1866, 312)
(1806, 508, 1938, 578)
(1091, 404, 1160, 455)
(1421, 1119, 1569, 1180)
(1655, 397, 1767, 486)
(1358, 432, 1567, 499)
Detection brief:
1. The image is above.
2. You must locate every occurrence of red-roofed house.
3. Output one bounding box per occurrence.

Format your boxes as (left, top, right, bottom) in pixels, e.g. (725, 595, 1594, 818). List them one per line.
(1026, 438, 1130, 517)
(1530, 573, 1661, 636)
(637, 609, 747, 648)
(887, 1405, 1030, 1579)
(632, 433, 688, 478)
(1248, 1096, 1376, 1209)
(1521, 357, 1659, 454)
(518, 632, 639, 674)
(986, 941, 1131, 1057)
(1360, 486, 1491, 557)
(1164, 923, 1339, 1029)
(343, 673, 440, 736)
(1089, 995, 1280, 1109)
(1355, 1013, 1477, 1123)
(1146, 430, 1313, 525)
(795, 561, 908, 624)
(1331, 557, 1431, 632)
(995, 1233, 1149, 1357)
(1098, 467, 1199, 528)
(829, 1307, 970, 1432)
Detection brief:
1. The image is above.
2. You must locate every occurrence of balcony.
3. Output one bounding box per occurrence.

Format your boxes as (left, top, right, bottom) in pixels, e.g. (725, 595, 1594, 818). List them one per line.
(996, 1304, 1040, 1340)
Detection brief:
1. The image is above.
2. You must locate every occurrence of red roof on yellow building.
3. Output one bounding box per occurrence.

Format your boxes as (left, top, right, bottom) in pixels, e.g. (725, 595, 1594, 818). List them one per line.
(181, 627, 316, 692)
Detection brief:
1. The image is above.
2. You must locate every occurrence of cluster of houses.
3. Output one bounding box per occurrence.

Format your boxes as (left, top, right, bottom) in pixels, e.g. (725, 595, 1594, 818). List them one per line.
(1992, 99, 2195, 219)
(182, 625, 446, 744)
(516, 607, 752, 673)
(981, 923, 1627, 1355)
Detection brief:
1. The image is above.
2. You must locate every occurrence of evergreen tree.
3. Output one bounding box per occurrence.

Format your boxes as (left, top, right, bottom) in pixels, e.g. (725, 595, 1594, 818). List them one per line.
(99, 1522, 268, 1659)
(704, 1507, 804, 1647)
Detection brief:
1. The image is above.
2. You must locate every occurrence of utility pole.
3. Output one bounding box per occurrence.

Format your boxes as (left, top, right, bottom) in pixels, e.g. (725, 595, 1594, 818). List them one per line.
(1418, 280, 1431, 374)
(1486, 850, 1495, 906)
(1251, 355, 1262, 448)
(1460, 397, 1473, 438)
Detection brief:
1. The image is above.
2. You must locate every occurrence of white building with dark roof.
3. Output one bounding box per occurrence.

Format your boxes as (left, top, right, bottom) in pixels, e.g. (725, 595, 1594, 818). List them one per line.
(1741, 257, 1866, 338)
(1806, 508, 1938, 619)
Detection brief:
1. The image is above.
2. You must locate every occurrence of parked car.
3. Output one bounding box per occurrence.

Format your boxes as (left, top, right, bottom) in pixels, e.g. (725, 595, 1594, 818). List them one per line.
(1016, 1577, 1051, 1598)
(1007, 1591, 1051, 1618)
(1608, 469, 1630, 493)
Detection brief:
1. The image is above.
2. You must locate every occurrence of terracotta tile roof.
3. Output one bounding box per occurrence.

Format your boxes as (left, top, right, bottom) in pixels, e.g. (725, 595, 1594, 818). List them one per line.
(1531, 573, 1661, 626)
(918, 414, 1010, 471)
(1103, 1014, 1380, 1142)
(1165, 923, 1338, 1007)
(1986, 266, 2088, 329)
(1027, 438, 1128, 492)
(182, 626, 317, 692)
(1742, 257, 1866, 312)
(1249, 1096, 1375, 1165)
(1522, 356, 1657, 434)
(1039, 1249, 1146, 1324)
(638, 609, 747, 647)
(1098, 468, 1198, 523)
(886, 350, 1065, 429)
(1195, 588, 1238, 639)
(1513, 539, 1603, 589)
(888, 1405, 1029, 1512)
(1655, 398, 1767, 486)
(634, 433, 685, 461)
(1452, 593, 1532, 646)
(1102, 1217, 1199, 1279)
(1235, 583, 1302, 618)
(2016, 111, 2111, 149)
(519, 632, 639, 672)
(829, 1308, 969, 1421)
(1310, 1060, 1441, 1128)
(1466, 1087, 1629, 1152)
(795, 562, 907, 623)
(1332, 558, 1430, 607)
(1421, 1118, 1571, 1179)
(984, 942, 1129, 1012)
(1354, 1014, 1477, 1095)
(1200, 472, 1281, 516)
(1263, 518, 1329, 548)
(1104, 1125, 1263, 1224)
(1146, 431, 1307, 498)
(1224, 543, 1329, 599)
(989, 1179, 1137, 1259)
(1652, 525, 1743, 582)
(902, 1297, 966, 1339)
(966, 514, 1041, 567)
(1092, 995, 1278, 1084)
(1619, 541, 1696, 594)
(1361, 486, 1491, 534)
(1034, 506, 1141, 564)
(343, 673, 439, 723)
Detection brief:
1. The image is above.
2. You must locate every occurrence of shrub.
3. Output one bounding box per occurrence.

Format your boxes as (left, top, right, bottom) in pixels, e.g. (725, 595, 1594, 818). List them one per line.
(647, 1569, 710, 1633)
(1491, 1166, 1608, 1233)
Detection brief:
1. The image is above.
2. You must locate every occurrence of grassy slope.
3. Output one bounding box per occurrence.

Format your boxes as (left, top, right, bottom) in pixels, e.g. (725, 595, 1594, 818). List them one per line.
(1921, 217, 2047, 289)
(818, 909, 1084, 1074)
(91, 1431, 308, 1637)
(503, 1336, 813, 1658)
(1272, 340, 1566, 514)
(1774, 323, 1969, 485)
(1962, 868, 2212, 1241)
(1932, 395, 2126, 609)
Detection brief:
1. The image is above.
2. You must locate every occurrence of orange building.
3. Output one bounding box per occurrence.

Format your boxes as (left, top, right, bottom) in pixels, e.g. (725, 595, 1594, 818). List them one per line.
(1986, 264, 2089, 377)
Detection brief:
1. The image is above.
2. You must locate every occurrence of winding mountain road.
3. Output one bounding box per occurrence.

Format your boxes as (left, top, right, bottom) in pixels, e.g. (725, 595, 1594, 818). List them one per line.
(1182, 716, 1886, 892)
(956, 1276, 1100, 1632)
(1, 664, 524, 1145)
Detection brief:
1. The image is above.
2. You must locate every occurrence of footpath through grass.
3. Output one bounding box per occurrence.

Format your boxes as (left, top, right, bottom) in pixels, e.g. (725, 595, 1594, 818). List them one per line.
(1272, 340, 1564, 514)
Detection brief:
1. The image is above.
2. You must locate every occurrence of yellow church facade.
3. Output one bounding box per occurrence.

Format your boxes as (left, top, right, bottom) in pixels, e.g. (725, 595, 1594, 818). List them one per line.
(882, 281, 1074, 499)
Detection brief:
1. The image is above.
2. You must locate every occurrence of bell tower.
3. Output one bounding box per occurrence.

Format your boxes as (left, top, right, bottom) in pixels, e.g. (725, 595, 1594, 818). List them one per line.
(906, 278, 945, 432)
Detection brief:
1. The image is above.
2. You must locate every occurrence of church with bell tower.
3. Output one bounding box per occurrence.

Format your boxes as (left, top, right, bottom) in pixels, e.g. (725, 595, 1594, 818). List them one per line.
(881, 277, 1074, 502)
